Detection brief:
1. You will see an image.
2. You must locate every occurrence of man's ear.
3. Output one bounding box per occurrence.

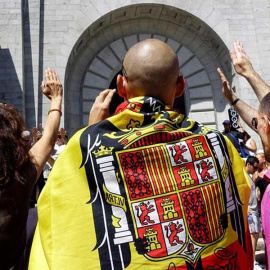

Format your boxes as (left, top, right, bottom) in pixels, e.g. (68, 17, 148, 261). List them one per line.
(175, 75, 186, 98)
(264, 115, 270, 134)
(117, 74, 127, 99)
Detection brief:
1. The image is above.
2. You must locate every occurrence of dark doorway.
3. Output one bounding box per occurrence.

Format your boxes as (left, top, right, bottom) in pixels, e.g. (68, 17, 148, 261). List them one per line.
(109, 71, 186, 115)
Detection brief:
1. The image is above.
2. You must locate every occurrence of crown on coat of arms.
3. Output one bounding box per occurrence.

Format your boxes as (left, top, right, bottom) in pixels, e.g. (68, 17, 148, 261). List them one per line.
(92, 145, 114, 158)
(178, 166, 190, 174)
(144, 227, 156, 237)
(192, 139, 202, 147)
(161, 197, 174, 206)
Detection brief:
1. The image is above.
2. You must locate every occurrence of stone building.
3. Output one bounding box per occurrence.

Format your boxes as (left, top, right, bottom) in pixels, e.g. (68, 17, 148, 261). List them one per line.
(1, 0, 270, 147)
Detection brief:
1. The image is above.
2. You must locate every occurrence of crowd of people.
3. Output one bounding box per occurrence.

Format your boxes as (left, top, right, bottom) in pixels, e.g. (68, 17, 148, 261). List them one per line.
(1, 39, 270, 270)
(220, 115, 267, 270)
(27, 126, 68, 207)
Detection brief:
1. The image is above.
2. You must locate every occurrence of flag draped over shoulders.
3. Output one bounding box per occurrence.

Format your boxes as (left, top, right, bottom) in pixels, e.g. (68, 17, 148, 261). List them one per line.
(29, 127, 100, 269)
(29, 96, 252, 270)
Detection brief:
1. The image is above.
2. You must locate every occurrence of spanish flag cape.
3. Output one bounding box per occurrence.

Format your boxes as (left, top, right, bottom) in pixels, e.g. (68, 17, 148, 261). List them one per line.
(29, 97, 252, 270)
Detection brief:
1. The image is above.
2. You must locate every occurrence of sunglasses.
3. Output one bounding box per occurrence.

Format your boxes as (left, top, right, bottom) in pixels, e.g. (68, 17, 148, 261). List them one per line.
(251, 164, 259, 170)
(252, 116, 270, 130)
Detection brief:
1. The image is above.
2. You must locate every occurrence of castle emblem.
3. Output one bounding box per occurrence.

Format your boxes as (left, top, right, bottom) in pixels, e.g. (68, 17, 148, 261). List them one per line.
(161, 197, 178, 220)
(178, 166, 195, 187)
(143, 227, 161, 251)
(192, 139, 207, 158)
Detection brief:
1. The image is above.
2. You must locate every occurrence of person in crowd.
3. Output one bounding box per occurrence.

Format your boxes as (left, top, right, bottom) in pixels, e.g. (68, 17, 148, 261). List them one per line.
(59, 127, 69, 144)
(255, 93, 270, 270)
(52, 129, 67, 159)
(43, 127, 68, 178)
(29, 126, 46, 207)
(21, 130, 32, 145)
(242, 131, 257, 156)
(222, 119, 246, 157)
(217, 41, 270, 270)
(30, 39, 252, 269)
(31, 127, 42, 146)
(245, 156, 262, 269)
(217, 41, 270, 132)
(0, 68, 63, 269)
(253, 152, 269, 202)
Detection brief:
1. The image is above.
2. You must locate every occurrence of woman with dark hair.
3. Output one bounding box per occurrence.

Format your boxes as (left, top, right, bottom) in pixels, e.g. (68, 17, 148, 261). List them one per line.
(242, 130, 257, 156)
(253, 152, 269, 205)
(0, 68, 63, 269)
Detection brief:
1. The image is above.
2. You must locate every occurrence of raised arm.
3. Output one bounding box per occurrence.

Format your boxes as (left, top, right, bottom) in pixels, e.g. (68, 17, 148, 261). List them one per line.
(88, 89, 116, 125)
(217, 68, 259, 130)
(29, 68, 63, 181)
(231, 41, 270, 101)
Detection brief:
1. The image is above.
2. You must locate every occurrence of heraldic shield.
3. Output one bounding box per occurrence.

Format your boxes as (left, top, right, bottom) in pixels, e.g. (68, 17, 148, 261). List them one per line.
(116, 134, 226, 264)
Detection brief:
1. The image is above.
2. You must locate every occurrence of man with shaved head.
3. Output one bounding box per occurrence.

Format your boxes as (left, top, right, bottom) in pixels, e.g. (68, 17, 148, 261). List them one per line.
(118, 39, 182, 104)
(30, 39, 252, 270)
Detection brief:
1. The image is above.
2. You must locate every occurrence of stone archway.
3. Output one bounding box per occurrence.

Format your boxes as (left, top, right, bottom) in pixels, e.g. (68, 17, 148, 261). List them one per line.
(65, 4, 231, 135)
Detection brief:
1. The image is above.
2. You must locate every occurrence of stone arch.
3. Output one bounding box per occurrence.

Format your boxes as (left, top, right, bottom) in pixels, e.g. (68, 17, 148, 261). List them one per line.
(65, 4, 231, 135)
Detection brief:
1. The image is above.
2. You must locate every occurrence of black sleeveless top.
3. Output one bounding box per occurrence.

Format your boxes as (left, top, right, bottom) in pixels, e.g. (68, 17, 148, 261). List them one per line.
(0, 162, 37, 270)
(256, 176, 269, 200)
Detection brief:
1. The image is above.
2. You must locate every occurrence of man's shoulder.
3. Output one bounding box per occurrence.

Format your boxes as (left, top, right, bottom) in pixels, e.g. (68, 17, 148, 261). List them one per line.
(184, 116, 221, 136)
(66, 127, 89, 146)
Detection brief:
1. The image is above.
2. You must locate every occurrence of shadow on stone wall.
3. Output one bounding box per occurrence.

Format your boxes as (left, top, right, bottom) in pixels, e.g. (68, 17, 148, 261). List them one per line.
(0, 47, 23, 114)
(22, 0, 36, 128)
(37, 0, 44, 125)
(21, 0, 45, 128)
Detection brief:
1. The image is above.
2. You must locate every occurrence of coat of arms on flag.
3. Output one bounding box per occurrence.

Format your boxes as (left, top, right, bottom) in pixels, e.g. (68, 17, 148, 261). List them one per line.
(29, 97, 251, 270)
(116, 134, 226, 264)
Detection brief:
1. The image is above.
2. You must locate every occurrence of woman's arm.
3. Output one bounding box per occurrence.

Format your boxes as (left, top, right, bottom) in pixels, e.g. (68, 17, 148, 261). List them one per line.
(244, 138, 257, 153)
(29, 68, 63, 181)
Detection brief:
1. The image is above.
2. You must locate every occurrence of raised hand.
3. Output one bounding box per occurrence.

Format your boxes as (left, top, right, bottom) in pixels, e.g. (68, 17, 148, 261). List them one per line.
(59, 127, 67, 136)
(32, 127, 42, 145)
(217, 67, 259, 130)
(88, 89, 116, 125)
(230, 41, 254, 78)
(41, 68, 63, 100)
(39, 123, 44, 133)
(217, 68, 236, 103)
(32, 127, 38, 137)
(30, 68, 63, 181)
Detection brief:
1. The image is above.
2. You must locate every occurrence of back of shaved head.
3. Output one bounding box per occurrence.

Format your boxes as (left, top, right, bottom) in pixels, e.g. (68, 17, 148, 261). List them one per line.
(123, 39, 180, 100)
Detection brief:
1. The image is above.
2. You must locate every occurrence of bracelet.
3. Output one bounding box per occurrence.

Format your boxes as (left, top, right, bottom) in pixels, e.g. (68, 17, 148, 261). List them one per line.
(230, 98, 240, 106)
(48, 109, 62, 116)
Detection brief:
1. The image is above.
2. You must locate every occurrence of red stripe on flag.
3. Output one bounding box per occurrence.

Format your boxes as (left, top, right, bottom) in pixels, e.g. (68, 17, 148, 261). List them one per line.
(203, 184, 222, 241)
(202, 186, 216, 241)
(143, 149, 159, 194)
(147, 148, 165, 194)
(157, 146, 173, 193)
